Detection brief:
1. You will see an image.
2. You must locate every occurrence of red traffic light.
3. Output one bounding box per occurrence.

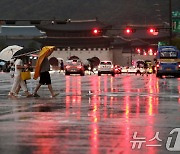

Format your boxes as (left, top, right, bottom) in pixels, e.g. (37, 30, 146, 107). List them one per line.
(92, 28, 101, 35)
(147, 27, 159, 35)
(124, 27, 134, 34)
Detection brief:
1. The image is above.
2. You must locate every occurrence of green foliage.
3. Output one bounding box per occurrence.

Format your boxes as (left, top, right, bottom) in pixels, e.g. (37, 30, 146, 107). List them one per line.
(172, 37, 180, 50)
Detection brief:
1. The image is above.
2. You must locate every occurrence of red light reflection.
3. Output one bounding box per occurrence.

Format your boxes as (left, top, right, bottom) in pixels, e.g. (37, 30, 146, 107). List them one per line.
(90, 95, 100, 154)
(65, 76, 82, 119)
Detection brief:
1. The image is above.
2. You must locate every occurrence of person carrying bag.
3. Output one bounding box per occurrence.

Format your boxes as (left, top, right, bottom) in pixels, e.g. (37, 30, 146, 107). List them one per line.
(8, 56, 32, 97)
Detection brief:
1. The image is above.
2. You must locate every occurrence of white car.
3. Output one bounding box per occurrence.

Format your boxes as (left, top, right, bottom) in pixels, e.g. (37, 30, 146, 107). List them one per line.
(98, 61, 115, 76)
(121, 66, 128, 73)
(127, 66, 137, 73)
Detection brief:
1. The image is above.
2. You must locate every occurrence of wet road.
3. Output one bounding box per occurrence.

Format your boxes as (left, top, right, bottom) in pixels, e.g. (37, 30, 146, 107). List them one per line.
(0, 72, 180, 154)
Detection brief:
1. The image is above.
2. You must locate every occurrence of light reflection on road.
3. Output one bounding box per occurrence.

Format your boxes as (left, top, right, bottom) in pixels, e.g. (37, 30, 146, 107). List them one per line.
(0, 74, 180, 154)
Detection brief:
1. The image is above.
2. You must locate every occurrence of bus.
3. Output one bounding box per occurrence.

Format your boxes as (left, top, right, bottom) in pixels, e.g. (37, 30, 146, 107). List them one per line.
(156, 46, 180, 77)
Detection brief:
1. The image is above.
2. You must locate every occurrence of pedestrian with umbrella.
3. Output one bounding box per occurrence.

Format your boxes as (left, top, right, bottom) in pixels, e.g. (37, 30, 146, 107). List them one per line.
(8, 55, 32, 97)
(33, 46, 59, 98)
(8, 48, 38, 97)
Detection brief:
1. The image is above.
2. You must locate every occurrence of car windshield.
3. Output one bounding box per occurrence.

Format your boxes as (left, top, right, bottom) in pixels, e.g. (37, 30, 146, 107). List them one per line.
(68, 62, 81, 66)
(160, 51, 178, 59)
(100, 62, 112, 65)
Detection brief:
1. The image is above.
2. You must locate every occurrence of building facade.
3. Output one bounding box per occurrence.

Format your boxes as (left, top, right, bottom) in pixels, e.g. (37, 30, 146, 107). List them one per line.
(0, 25, 44, 49)
(0, 20, 171, 66)
(35, 19, 114, 62)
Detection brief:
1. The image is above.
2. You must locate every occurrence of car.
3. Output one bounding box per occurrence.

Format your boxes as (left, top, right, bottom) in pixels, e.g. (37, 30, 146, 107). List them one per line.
(127, 66, 137, 73)
(135, 67, 145, 75)
(144, 60, 153, 74)
(121, 66, 128, 73)
(65, 59, 85, 76)
(98, 61, 115, 76)
(114, 65, 121, 74)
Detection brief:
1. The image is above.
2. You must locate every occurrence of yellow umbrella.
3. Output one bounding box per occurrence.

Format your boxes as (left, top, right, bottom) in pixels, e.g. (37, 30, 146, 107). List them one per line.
(33, 46, 55, 80)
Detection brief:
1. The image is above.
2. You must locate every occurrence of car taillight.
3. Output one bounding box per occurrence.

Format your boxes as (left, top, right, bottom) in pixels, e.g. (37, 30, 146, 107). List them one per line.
(77, 66, 82, 69)
(156, 64, 160, 68)
(66, 66, 70, 69)
(178, 62, 180, 68)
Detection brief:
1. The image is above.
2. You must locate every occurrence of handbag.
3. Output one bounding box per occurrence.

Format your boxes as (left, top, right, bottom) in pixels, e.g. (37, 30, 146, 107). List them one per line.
(21, 71, 31, 80)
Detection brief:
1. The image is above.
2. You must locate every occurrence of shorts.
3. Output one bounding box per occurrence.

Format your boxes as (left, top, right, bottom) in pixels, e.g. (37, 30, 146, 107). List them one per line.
(39, 71, 51, 85)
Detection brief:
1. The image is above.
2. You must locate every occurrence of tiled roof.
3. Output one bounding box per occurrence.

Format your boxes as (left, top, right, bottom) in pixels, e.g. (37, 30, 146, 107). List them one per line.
(0, 26, 45, 36)
(36, 19, 112, 31)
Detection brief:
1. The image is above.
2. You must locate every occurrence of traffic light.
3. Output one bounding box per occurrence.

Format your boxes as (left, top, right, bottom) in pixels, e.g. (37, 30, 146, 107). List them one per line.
(92, 28, 101, 35)
(147, 27, 159, 35)
(124, 27, 135, 35)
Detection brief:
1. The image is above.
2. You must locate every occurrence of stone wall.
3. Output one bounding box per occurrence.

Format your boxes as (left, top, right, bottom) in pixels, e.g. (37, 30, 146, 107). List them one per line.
(50, 48, 155, 66)
(50, 48, 113, 62)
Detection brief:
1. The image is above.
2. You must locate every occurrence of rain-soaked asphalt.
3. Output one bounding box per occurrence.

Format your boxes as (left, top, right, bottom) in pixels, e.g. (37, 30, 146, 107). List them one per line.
(0, 71, 180, 154)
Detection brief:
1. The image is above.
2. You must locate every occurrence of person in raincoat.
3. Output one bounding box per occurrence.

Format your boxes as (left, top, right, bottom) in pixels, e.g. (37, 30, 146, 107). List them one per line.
(33, 46, 59, 98)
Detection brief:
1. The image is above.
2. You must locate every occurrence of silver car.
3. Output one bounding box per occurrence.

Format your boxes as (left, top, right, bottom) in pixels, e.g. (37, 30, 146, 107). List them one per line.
(98, 61, 115, 76)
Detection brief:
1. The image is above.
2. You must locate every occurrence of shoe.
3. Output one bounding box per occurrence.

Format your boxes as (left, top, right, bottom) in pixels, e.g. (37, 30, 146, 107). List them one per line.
(50, 93, 59, 98)
(8, 92, 15, 97)
(26, 94, 33, 98)
(14, 93, 21, 97)
(8, 92, 18, 98)
(33, 93, 40, 97)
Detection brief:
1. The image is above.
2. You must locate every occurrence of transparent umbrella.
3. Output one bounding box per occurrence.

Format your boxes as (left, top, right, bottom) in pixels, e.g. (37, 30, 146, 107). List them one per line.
(0, 45, 23, 61)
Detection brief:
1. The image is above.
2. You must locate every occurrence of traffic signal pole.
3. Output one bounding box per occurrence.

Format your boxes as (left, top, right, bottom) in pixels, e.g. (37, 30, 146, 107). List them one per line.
(169, 0, 172, 45)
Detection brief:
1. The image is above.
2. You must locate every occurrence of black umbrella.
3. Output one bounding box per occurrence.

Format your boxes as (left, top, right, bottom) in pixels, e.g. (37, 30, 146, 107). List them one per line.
(12, 48, 39, 58)
(49, 57, 59, 66)
(87, 57, 100, 67)
(68, 56, 79, 60)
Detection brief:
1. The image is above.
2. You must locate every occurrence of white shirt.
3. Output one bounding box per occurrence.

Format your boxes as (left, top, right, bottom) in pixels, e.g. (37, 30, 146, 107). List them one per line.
(10, 64, 15, 78)
(14, 59, 23, 76)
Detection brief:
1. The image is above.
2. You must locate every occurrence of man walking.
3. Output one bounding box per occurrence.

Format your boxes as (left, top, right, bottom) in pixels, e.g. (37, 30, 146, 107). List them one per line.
(33, 47, 59, 98)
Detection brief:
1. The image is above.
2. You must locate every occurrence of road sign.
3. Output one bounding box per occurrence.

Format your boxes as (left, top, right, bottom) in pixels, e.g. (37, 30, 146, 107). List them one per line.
(172, 11, 180, 33)
(158, 41, 168, 46)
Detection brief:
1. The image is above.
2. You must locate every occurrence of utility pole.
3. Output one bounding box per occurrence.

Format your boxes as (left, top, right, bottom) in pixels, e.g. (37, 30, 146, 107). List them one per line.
(169, 0, 172, 45)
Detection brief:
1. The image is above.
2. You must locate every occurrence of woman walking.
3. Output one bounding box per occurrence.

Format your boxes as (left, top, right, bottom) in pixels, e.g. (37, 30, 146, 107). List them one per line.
(9, 56, 32, 97)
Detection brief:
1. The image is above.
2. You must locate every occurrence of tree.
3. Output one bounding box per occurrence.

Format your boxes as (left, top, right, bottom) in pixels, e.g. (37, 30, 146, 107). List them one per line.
(172, 37, 180, 50)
